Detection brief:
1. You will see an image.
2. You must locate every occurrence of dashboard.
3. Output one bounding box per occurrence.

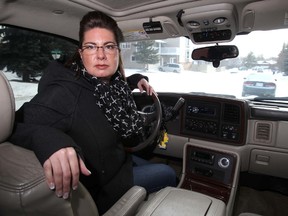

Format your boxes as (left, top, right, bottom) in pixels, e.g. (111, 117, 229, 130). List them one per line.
(134, 92, 288, 180)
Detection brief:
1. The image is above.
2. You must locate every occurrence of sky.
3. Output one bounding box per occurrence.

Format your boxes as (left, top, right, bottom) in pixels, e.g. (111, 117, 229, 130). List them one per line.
(227, 29, 288, 58)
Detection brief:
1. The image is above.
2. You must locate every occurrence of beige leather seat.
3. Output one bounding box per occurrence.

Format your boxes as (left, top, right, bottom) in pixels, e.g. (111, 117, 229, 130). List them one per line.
(0, 71, 146, 216)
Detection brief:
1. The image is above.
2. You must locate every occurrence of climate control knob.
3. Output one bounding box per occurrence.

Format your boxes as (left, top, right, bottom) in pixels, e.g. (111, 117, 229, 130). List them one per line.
(218, 157, 230, 168)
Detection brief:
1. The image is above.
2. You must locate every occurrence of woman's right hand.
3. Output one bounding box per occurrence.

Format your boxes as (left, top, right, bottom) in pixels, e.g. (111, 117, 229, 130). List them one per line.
(43, 147, 91, 199)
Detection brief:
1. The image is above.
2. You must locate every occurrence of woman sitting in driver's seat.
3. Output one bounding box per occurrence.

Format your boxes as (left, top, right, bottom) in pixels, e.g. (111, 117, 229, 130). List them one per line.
(9, 10, 176, 214)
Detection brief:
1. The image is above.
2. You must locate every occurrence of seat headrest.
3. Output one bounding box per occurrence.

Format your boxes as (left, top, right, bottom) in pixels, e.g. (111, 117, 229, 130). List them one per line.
(0, 71, 15, 143)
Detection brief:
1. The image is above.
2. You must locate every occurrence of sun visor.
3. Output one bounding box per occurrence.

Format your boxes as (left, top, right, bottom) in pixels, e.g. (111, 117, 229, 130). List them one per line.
(119, 16, 180, 41)
(242, 0, 288, 32)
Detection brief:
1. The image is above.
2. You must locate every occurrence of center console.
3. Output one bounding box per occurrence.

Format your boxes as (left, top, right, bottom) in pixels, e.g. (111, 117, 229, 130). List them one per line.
(137, 186, 226, 216)
(137, 143, 239, 216)
(179, 143, 240, 216)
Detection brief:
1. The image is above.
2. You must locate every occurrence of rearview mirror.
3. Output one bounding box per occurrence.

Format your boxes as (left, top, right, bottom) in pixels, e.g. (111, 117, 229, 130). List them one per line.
(192, 45, 239, 68)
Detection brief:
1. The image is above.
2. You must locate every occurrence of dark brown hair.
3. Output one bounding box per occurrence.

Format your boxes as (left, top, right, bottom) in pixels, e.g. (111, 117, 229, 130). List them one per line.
(78, 11, 124, 48)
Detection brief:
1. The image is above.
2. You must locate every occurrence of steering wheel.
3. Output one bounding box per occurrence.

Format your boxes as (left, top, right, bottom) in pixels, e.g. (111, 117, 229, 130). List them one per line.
(125, 92, 162, 152)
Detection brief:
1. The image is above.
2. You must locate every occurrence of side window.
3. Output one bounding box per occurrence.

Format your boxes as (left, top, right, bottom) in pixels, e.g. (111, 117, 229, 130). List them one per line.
(0, 25, 78, 110)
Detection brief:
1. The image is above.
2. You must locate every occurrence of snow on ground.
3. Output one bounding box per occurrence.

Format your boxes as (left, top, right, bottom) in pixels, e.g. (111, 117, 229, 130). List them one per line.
(2, 69, 288, 110)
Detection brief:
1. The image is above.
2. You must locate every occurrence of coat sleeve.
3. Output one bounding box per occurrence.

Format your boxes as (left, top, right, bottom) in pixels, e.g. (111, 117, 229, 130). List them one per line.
(9, 84, 83, 165)
(126, 73, 149, 91)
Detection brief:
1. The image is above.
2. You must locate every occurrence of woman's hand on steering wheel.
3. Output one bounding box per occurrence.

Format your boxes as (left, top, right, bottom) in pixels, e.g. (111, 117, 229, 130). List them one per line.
(137, 78, 157, 96)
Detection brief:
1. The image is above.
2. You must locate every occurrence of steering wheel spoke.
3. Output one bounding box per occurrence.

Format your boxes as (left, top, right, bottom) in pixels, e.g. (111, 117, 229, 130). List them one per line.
(125, 93, 162, 152)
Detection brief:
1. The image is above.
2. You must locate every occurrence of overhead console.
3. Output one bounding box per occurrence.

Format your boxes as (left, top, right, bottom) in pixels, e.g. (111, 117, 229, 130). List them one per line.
(180, 95, 247, 146)
(179, 3, 238, 44)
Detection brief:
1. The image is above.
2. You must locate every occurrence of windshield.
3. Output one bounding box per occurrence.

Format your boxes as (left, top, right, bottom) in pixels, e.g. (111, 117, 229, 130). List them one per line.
(124, 29, 288, 99)
(1, 26, 288, 110)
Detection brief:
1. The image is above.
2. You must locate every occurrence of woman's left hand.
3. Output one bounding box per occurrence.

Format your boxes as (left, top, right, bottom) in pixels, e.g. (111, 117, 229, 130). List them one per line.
(137, 78, 157, 96)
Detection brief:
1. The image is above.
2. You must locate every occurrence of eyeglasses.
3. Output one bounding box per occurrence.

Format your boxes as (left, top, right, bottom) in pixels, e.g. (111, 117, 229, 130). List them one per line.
(81, 44, 119, 55)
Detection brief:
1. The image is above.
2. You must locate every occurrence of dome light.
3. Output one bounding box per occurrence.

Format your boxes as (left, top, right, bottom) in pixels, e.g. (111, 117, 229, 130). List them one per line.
(213, 17, 227, 25)
(187, 21, 200, 28)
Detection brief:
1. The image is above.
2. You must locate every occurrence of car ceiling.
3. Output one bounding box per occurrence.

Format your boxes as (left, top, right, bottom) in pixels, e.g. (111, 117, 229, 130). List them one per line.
(0, 0, 288, 44)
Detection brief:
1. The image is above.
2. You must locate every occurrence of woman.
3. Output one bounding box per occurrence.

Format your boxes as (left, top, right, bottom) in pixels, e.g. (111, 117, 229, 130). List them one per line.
(10, 10, 176, 214)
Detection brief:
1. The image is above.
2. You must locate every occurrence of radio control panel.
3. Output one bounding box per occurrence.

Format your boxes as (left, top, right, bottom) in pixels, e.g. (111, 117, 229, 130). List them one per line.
(180, 97, 246, 146)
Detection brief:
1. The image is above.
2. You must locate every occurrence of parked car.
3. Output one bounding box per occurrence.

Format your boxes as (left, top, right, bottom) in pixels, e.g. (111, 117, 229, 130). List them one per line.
(242, 73, 277, 97)
(158, 63, 183, 73)
(1, 0, 288, 216)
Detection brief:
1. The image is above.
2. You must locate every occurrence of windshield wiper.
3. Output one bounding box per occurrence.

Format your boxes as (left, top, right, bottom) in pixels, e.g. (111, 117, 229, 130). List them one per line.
(190, 92, 236, 98)
(252, 97, 288, 102)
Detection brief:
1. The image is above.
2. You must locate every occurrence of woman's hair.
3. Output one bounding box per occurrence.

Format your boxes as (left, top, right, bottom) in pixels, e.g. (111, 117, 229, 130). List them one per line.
(78, 11, 124, 48)
(66, 11, 125, 77)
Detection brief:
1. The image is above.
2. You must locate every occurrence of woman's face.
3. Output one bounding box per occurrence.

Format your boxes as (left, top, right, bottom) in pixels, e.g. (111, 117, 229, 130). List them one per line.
(79, 28, 119, 80)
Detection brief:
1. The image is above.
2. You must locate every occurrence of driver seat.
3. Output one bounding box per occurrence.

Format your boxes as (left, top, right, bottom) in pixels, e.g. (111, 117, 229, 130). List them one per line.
(0, 71, 147, 216)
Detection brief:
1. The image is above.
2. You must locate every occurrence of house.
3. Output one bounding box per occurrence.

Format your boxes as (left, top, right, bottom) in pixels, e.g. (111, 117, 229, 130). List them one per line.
(121, 37, 194, 71)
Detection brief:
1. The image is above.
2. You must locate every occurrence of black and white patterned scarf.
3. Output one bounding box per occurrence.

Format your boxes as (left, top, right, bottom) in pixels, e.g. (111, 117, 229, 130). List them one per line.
(72, 61, 145, 138)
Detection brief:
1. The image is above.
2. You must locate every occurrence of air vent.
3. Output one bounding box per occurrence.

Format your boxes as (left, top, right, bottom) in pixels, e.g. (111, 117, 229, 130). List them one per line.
(255, 122, 271, 141)
(223, 103, 240, 124)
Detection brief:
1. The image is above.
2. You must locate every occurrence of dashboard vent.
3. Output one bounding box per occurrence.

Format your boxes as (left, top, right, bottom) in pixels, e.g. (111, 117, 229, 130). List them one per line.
(223, 103, 240, 124)
(255, 122, 271, 141)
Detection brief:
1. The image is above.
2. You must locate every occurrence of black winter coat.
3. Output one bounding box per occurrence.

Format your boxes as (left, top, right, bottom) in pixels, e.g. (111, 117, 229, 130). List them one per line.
(9, 61, 148, 214)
